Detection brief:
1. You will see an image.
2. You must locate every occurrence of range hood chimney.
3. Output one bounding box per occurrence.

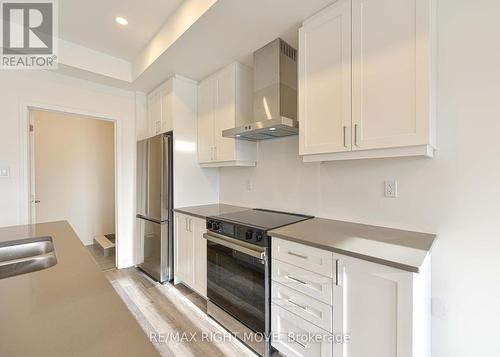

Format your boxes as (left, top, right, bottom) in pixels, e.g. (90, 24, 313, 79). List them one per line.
(222, 38, 298, 141)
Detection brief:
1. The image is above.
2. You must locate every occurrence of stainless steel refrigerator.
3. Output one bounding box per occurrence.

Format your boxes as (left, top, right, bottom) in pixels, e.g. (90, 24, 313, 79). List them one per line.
(136, 133, 173, 282)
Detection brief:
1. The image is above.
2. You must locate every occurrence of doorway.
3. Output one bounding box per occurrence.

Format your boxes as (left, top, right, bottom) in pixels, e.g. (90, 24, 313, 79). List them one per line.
(29, 109, 117, 270)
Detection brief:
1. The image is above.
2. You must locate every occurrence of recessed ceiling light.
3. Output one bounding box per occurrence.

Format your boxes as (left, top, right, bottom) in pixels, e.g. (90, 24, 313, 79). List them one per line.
(236, 134, 241, 137)
(115, 17, 128, 26)
(269, 127, 276, 131)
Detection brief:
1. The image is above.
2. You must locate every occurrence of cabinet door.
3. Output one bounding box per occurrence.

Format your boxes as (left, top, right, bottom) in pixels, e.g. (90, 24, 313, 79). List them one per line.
(299, 0, 352, 155)
(197, 79, 215, 163)
(334, 254, 414, 357)
(174, 213, 194, 286)
(214, 66, 236, 162)
(192, 217, 207, 297)
(160, 83, 173, 133)
(352, 0, 431, 150)
(148, 91, 162, 137)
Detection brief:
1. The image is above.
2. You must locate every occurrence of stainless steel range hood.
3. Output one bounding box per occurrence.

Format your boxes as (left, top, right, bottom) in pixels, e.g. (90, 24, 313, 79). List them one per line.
(223, 38, 298, 141)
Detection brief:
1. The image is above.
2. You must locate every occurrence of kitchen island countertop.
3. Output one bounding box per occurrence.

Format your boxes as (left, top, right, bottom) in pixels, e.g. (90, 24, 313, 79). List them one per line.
(0, 221, 159, 357)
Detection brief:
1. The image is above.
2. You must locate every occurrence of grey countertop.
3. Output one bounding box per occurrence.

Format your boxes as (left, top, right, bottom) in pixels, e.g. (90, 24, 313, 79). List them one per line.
(269, 217, 436, 273)
(174, 203, 250, 219)
(0, 221, 159, 357)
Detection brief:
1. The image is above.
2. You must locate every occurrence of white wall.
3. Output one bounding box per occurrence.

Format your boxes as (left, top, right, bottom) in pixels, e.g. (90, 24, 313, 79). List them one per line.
(33, 110, 115, 245)
(172, 76, 219, 209)
(0, 69, 138, 268)
(219, 1, 500, 355)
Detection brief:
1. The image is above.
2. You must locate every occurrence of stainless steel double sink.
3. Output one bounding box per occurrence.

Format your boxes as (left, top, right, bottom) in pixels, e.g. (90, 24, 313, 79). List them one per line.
(0, 236, 58, 280)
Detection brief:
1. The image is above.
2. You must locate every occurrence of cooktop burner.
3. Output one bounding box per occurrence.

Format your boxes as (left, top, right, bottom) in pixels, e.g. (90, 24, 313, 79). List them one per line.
(213, 208, 313, 231)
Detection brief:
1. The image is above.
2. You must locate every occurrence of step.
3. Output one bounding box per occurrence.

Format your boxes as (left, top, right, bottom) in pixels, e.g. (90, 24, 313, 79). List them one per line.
(93, 235, 115, 257)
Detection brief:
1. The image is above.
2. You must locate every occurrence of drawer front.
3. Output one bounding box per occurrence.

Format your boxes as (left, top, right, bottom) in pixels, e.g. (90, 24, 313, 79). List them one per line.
(272, 282, 333, 333)
(272, 304, 333, 357)
(272, 259, 333, 305)
(273, 237, 334, 277)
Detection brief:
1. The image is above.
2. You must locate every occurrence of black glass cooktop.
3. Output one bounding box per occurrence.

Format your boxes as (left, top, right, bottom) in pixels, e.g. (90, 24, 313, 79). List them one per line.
(212, 209, 313, 231)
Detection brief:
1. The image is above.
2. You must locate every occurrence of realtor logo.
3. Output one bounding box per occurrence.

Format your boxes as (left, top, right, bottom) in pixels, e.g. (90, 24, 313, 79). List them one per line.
(1, 0, 58, 68)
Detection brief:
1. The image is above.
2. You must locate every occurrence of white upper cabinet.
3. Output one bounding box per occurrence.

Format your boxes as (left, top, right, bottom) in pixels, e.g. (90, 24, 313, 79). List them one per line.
(299, 0, 352, 155)
(197, 62, 257, 167)
(147, 79, 173, 137)
(299, 0, 436, 162)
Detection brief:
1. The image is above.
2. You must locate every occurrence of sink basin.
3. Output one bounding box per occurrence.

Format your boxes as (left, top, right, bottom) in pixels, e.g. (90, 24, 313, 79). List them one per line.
(0, 237, 58, 280)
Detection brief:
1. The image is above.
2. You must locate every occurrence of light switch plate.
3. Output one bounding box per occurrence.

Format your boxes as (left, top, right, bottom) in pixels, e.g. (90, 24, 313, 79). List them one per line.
(0, 167, 9, 178)
(384, 180, 398, 198)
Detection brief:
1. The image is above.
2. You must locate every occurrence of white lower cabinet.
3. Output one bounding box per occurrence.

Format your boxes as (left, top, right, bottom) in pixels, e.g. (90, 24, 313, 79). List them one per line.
(174, 212, 207, 297)
(272, 304, 333, 357)
(271, 237, 431, 357)
(272, 282, 333, 333)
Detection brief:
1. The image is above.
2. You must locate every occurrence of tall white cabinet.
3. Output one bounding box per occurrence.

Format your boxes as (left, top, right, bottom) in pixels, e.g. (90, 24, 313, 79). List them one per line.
(299, 0, 436, 162)
(197, 62, 257, 167)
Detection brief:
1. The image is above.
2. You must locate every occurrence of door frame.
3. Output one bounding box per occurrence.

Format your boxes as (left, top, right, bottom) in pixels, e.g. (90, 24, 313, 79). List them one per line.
(20, 102, 120, 267)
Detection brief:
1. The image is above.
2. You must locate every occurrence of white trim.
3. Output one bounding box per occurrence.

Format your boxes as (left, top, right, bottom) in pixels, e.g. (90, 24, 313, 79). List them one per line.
(21, 102, 121, 269)
(302, 145, 434, 162)
(199, 160, 256, 168)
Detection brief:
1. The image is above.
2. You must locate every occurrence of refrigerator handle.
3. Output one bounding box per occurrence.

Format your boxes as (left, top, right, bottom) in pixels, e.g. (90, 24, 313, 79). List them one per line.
(145, 140, 150, 217)
(163, 134, 172, 215)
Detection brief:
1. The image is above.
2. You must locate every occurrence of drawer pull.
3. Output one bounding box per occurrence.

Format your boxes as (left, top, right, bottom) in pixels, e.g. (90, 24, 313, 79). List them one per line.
(286, 275, 308, 286)
(287, 299, 307, 311)
(288, 251, 308, 259)
(290, 336, 308, 349)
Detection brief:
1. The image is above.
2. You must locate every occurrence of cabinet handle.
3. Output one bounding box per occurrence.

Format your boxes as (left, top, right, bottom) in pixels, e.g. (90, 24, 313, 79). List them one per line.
(343, 125, 347, 148)
(189, 218, 193, 232)
(214, 147, 217, 161)
(354, 124, 359, 146)
(288, 251, 308, 260)
(336, 259, 342, 286)
(185, 217, 189, 232)
(286, 275, 308, 286)
(290, 336, 308, 349)
(287, 299, 307, 311)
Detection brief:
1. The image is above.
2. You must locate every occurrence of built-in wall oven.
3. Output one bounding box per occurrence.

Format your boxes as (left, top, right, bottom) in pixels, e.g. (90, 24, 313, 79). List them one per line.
(205, 209, 313, 357)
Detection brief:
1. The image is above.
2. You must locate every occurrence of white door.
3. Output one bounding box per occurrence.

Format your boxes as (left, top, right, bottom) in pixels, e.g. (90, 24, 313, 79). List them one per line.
(213, 66, 236, 162)
(299, 0, 352, 155)
(174, 213, 194, 285)
(334, 254, 414, 357)
(197, 79, 215, 163)
(351, 0, 431, 150)
(192, 217, 207, 297)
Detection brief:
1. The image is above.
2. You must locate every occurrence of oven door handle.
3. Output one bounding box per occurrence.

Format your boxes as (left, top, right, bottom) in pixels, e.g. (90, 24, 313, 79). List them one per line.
(203, 232, 266, 261)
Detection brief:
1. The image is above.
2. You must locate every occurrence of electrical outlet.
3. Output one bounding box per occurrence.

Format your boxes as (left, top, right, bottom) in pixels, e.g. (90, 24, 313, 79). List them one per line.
(0, 167, 9, 178)
(384, 180, 398, 198)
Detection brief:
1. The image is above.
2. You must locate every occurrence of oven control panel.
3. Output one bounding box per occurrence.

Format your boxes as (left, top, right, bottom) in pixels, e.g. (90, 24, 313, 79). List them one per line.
(206, 219, 268, 246)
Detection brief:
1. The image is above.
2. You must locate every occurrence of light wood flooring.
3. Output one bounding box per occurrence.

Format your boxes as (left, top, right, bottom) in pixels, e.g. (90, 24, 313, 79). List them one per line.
(86, 244, 116, 271)
(95, 265, 257, 357)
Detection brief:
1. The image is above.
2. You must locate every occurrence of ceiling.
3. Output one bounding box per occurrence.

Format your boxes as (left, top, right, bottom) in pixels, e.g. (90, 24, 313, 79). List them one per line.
(133, 0, 336, 91)
(59, 0, 184, 60)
